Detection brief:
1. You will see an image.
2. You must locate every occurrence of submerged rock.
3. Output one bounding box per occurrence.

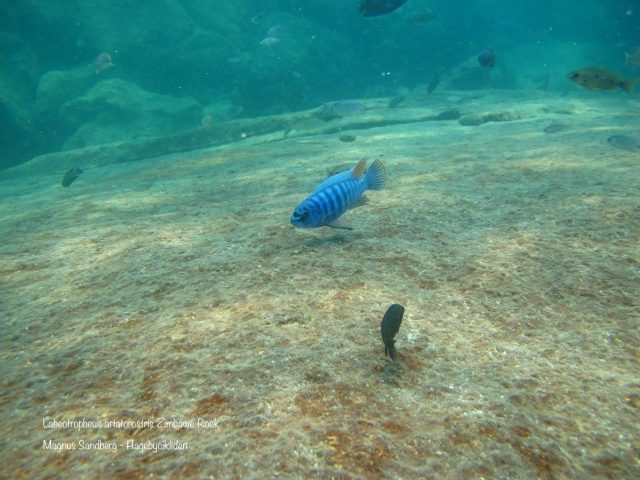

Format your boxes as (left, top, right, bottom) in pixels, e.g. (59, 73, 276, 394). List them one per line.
(36, 66, 99, 114)
(0, 34, 41, 168)
(59, 79, 201, 149)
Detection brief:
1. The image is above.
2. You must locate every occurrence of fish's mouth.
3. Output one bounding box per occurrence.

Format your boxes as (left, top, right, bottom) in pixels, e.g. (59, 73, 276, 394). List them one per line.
(291, 210, 310, 224)
(290, 215, 312, 228)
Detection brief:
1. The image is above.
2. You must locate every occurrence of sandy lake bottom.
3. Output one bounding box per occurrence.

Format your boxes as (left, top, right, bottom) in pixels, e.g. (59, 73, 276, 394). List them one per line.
(1, 89, 638, 479)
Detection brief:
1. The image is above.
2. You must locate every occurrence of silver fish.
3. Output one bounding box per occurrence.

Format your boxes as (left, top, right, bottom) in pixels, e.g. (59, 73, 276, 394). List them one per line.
(607, 135, 640, 152)
(317, 101, 365, 120)
(544, 123, 569, 134)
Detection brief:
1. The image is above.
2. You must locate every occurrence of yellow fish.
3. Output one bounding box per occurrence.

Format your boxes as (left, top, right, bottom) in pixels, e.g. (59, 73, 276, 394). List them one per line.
(568, 67, 638, 94)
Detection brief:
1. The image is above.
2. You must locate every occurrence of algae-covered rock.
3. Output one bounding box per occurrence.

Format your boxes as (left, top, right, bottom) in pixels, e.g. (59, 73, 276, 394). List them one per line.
(0, 32, 42, 168)
(36, 65, 100, 114)
(202, 97, 244, 123)
(59, 79, 202, 149)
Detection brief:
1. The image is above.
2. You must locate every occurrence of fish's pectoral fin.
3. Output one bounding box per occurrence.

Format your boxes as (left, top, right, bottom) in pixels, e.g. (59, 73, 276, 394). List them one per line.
(327, 219, 353, 230)
(348, 194, 369, 210)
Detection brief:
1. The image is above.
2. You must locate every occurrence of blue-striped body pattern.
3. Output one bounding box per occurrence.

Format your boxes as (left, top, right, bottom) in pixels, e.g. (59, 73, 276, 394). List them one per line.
(290, 159, 386, 229)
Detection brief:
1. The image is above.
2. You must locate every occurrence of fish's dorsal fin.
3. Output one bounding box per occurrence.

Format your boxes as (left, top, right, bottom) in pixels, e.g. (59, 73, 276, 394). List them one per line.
(347, 194, 369, 210)
(352, 159, 367, 179)
(312, 165, 356, 195)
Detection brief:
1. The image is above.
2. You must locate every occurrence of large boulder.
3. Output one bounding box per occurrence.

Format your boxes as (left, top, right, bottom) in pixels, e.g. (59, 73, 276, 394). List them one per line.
(0, 32, 43, 168)
(59, 79, 202, 149)
(36, 65, 101, 114)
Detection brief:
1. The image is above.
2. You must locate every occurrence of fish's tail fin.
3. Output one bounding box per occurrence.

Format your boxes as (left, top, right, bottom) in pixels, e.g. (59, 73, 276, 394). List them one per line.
(622, 78, 639, 94)
(385, 342, 397, 360)
(365, 158, 386, 190)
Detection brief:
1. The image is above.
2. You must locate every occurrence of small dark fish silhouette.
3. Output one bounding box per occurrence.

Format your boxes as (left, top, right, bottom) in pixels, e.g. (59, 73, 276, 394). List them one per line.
(477, 47, 496, 68)
(544, 123, 569, 134)
(408, 11, 437, 25)
(427, 69, 442, 94)
(434, 109, 460, 121)
(339, 134, 357, 142)
(381, 304, 404, 360)
(61, 166, 82, 187)
(359, 0, 407, 17)
(387, 95, 405, 108)
(607, 134, 640, 152)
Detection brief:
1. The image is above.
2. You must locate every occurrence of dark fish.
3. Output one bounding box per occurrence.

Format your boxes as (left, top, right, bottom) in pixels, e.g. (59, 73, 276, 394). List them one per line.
(408, 11, 437, 25)
(544, 123, 569, 134)
(359, 0, 407, 17)
(477, 47, 496, 68)
(339, 134, 357, 142)
(427, 69, 442, 94)
(387, 95, 405, 108)
(607, 135, 640, 152)
(381, 304, 404, 360)
(61, 166, 82, 187)
(434, 109, 460, 121)
(568, 67, 638, 94)
(537, 74, 550, 91)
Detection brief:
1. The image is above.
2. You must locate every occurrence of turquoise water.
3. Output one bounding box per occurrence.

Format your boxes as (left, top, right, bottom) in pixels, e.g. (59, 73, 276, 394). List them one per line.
(1, 0, 638, 168)
(1, 2, 639, 479)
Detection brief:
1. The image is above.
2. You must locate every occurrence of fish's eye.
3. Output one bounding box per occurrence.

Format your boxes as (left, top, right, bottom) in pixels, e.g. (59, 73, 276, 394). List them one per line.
(299, 211, 309, 221)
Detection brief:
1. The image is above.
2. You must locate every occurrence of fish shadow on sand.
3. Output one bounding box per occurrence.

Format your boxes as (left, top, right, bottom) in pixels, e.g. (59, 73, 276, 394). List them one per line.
(376, 346, 430, 386)
(305, 233, 361, 248)
(380, 361, 404, 385)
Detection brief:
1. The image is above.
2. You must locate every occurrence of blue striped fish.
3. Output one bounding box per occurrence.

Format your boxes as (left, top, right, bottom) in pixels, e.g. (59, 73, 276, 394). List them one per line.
(290, 159, 386, 230)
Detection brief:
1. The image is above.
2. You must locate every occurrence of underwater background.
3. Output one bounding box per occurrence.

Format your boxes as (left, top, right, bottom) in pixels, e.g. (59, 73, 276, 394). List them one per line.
(1, 1, 639, 478)
(0, 0, 639, 168)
